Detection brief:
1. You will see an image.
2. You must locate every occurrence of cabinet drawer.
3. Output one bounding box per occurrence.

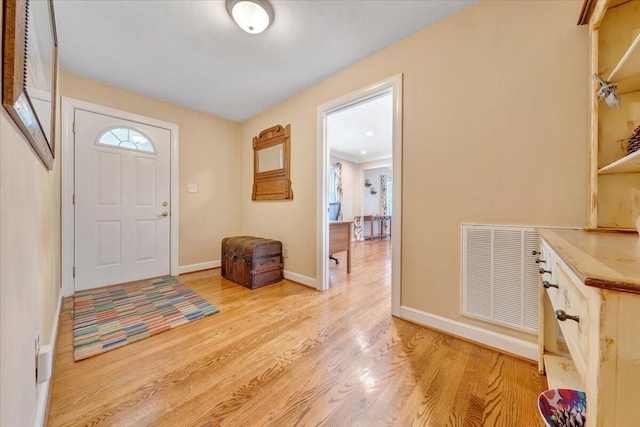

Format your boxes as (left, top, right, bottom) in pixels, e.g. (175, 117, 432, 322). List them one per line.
(550, 263, 589, 374)
(540, 243, 558, 305)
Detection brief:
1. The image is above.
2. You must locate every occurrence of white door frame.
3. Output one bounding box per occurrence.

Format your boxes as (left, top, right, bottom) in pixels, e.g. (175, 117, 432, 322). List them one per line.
(61, 97, 180, 297)
(316, 74, 403, 317)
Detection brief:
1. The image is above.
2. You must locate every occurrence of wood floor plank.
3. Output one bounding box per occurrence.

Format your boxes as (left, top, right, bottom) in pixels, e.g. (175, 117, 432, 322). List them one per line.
(317, 325, 436, 427)
(160, 280, 393, 426)
(217, 326, 389, 423)
(364, 328, 444, 426)
(47, 240, 546, 427)
(265, 317, 404, 426)
(445, 344, 492, 427)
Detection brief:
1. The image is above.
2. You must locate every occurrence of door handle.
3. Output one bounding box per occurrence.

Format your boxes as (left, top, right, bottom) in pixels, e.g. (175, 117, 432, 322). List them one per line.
(157, 211, 169, 218)
(555, 310, 579, 323)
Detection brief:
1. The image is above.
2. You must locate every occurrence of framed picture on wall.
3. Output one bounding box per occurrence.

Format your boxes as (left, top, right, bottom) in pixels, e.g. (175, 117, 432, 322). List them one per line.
(2, 0, 58, 170)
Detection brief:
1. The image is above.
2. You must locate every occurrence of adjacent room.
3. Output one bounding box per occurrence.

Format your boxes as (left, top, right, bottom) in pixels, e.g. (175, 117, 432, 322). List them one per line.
(1, 0, 639, 426)
(327, 91, 394, 287)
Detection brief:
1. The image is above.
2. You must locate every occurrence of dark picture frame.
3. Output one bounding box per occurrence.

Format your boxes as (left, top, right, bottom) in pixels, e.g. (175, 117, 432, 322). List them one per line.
(3, 0, 58, 170)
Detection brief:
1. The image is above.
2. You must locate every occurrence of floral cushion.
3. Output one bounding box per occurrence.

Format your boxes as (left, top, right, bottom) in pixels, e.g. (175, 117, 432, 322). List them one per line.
(538, 389, 587, 427)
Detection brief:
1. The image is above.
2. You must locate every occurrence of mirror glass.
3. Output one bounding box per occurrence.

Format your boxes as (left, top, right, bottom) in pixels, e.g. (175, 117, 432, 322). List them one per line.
(258, 144, 283, 172)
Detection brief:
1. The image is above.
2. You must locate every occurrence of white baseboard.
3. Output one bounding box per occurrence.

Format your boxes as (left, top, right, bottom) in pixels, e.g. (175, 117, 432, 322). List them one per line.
(178, 260, 221, 275)
(178, 262, 316, 289)
(283, 270, 317, 289)
(34, 291, 63, 427)
(399, 306, 538, 361)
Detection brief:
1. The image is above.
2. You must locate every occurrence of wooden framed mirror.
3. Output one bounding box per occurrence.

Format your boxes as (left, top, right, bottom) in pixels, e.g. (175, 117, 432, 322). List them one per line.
(252, 124, 293, 201)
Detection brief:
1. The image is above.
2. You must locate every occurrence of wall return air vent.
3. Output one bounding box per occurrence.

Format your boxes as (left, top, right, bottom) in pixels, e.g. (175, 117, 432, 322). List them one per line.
(461, 224, 539, 334)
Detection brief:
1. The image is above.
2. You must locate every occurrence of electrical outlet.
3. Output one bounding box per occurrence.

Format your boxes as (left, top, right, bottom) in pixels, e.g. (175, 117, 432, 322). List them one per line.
(284, 247, 290, 258)
(187, 184, 197, 193)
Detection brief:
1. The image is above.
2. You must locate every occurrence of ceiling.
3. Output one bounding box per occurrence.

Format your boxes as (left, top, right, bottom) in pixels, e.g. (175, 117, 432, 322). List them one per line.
(328, 92, 392, 164)
(55, 0, 475, 123)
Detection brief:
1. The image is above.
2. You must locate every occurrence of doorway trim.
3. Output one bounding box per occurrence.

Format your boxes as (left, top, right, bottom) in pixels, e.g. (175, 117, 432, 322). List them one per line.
(316, 74, 402, 316)
(61, 97, 180, 297)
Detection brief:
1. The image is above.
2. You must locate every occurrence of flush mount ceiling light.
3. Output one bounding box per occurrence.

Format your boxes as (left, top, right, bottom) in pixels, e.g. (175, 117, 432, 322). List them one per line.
(226, 0, 274, 34)
(361, 150, 367, 155)
(366, 131, 374, 136)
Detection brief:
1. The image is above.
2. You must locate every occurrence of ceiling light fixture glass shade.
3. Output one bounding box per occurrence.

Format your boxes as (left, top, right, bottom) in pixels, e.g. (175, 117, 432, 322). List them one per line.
(226, 0, 274, 34)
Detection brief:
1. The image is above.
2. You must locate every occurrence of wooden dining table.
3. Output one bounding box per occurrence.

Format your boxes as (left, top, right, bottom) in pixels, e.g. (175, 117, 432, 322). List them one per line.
(363, 215, 391, 240)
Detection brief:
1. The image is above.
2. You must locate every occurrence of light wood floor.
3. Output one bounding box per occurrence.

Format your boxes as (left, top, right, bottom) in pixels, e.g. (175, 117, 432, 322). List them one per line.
(47, 240, 546, 426)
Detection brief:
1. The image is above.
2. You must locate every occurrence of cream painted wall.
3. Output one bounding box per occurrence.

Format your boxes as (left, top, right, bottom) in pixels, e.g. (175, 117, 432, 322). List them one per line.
(0, 7, 62, 422)
(357, 158, 392, 221)
(363, 167, 393, 239)
(60, 72, 241, 266)
(0, 112, 62, 426)
(363, 167, 392, 216)
(239, 0, 589, 341)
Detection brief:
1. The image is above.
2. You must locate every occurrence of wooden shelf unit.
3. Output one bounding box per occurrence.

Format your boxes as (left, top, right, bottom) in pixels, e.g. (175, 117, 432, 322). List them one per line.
(606, 33, 640, 95)
(537, 229, 640, 426)
(543, 354, 584, 391)
(587, 0, 640, 229)
(598, 147, 640, 174)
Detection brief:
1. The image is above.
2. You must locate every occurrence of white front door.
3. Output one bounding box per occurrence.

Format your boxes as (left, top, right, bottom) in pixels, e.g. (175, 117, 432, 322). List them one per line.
(74, 109, 171, 291)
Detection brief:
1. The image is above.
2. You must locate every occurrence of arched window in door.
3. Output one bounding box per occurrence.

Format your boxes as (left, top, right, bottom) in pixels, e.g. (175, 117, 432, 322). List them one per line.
(96, 127, 156, 154)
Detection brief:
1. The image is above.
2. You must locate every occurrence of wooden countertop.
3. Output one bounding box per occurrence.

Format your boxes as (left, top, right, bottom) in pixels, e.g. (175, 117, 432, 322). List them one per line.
(538, 228, 640, 294)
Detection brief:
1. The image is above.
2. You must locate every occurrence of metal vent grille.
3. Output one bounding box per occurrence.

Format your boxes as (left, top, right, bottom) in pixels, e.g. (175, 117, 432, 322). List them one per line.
(462, 224, 539, 334)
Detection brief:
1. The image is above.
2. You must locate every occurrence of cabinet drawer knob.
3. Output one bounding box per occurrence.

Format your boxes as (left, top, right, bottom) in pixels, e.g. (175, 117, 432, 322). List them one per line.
(535, 258, 546, 264)
(532, 250, 541, 255)
(543, 281, 558, 289)
(556, 310, 579, 323)
(539, 268, 552, 275)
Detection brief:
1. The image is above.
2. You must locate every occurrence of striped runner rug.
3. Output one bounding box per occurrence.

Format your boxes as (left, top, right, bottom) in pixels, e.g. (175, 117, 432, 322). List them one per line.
(73, 276, 219, 361)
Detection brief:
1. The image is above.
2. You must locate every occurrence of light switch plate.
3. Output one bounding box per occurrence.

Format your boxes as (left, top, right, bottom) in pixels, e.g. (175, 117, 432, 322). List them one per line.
(187, 184, 197, 193)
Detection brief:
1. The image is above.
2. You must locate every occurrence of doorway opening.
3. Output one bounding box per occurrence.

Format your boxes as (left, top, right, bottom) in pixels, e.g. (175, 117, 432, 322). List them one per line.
(61, 97, 180, 297)
(316, 75, 402, 316)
